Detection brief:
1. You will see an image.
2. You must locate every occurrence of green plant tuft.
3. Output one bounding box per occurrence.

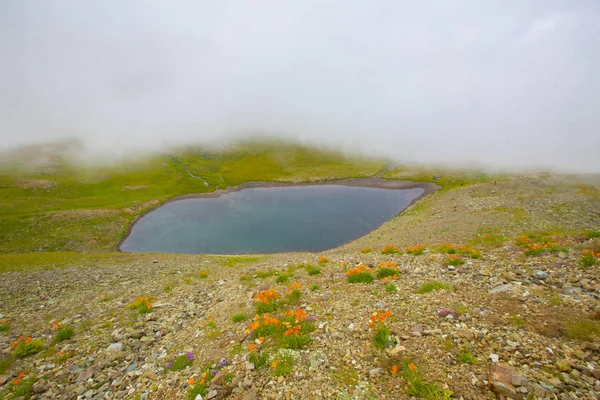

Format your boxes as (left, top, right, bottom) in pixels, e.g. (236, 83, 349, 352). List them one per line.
(232, 313, 249, 323)
(416, 281, 452, 294)
(13, 339, 44, 358)
(56, 325, 75, 342)
(347, 272, 374, 284)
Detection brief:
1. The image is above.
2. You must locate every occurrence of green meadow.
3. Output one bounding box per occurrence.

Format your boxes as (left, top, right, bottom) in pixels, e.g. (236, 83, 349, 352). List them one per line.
(0, 141, 385, 257)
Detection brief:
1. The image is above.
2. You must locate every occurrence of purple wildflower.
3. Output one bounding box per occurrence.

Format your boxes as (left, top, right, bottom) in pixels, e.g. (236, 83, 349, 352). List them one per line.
(307, 316, 316, 322)
(218, 359, 229, 367)
(211, 369, 219, 376)
(186, 352, 194, 361)
(166, 362, 173, 368)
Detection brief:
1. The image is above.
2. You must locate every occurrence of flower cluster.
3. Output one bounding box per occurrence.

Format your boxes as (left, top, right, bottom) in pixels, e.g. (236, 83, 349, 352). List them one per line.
(378, 261, 397, 268)
(381, 245, 401, 255)
(360, 248, 374, 254)
(369, 310, 392, 327)
(345, 264, 371, 276)
(10, 336, 32, 349)
(253, 288, 279, 304)
(285, 308, 308, 323)
(245, 313, 281, 340)
(581, 249, 600, 257)
(283, 325, 301, 337)
(405, 245, 426, 255)
(438, 242, 457, 254)
(318, 256, 329, 264)
(286, 283, 302, 294)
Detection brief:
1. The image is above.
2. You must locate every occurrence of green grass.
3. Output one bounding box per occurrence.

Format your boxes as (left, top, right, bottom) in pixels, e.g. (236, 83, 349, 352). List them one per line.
(167, 354, 193, 371)
(401, 360, 452, 400)
(273, 351, 295, 377)
(0, 140, 385, 254)
(564, 320, 600, 341)
(416, 281, 452, 294)
(232, 313, 249, 323)
(382, 166, 498, 192)
(347, 272, 374, 284)
(509, 315, 524, 329)
(373, 324, 392, 350)
(215, 255, 264, 267)
(376, 267, 397, 279)
(13, 339, 44, 358)
(12, 376, 37, 398)
(280, 334, 311, 350)
(248, 351, 269, 369)
(580, 253, 597, 268)
(304, 264, 321, 276)
(310, 284, 320, 291)
(282, 290, 302, 306)
(457, 349, 477, 364)
(444, 256, 465, 266)
(585, 231, 600, 239)
(255, 301, 278, 314)
(55, 325, 75, 342)
(275, 273, 294, 284)
(187, 383, 207, 400)
(385, 283, 397, 292)
(0, 321, 8, 332)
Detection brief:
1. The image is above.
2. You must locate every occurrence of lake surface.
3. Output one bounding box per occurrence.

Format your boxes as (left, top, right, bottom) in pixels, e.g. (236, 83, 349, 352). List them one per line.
(120, 185, 424, 254)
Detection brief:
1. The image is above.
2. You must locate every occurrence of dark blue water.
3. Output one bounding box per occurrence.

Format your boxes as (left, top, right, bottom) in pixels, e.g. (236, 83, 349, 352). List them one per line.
(120, 185, 423, 254)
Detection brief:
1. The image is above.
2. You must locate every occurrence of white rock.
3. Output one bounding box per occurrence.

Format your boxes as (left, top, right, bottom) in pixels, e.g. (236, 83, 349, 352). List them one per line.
(107, 343, 123, 353)
(348, 323, 355, 330)
(489, 354, 499, 363)
(194, 395, 203, 400)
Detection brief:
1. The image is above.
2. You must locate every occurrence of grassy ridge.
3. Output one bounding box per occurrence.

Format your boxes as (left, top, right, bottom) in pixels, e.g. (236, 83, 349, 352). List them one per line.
(0, 141, 385, 254)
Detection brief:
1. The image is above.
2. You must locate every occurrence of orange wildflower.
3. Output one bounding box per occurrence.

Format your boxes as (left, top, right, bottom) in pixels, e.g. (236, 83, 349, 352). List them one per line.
(258, 336, 265, 343)
(53, 321, 60, 330)
(248, 343, 256, 351)
(188, 377, 195, 385)
(271, 359, 279, 368)
(345, 264, 371, 276)
(391, 365, 398, 376)
(408, 362, 417, 372)
(253, 288, 279, 304)
(13, 371, 24, 385)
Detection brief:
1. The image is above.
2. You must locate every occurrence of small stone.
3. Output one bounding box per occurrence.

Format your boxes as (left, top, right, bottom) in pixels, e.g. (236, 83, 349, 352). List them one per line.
(207, 389, 218, 399)
(194, 395, 203, 400)
(107, 343, 123, 353)
(489, 284, 512, 294)
(447, 265, 455, 271)
(388, 345, 407, 356)
(348, 323, 355, 330)
(582, 375, 595, 385)
(0, 375, 9, 386)
(411, 324, 424, 336)
(535, 270, 549, 280)
(369, 368, 383, 377)
(562, 286, 581, 295)
(489, 354, 499, 363)
(570, 369, 580, 379)
(555, 359, 571, 372)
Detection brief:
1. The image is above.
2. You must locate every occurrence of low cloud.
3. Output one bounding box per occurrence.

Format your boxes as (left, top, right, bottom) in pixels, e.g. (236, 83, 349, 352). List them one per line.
(1, 1, 599, 172)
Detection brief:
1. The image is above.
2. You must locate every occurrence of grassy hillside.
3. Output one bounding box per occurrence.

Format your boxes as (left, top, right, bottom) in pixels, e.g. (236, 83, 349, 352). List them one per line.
(0, 140, 385, 254)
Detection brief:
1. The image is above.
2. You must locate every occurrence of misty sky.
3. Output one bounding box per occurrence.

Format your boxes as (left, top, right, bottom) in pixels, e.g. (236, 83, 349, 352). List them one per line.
(1, 1, 599, 172)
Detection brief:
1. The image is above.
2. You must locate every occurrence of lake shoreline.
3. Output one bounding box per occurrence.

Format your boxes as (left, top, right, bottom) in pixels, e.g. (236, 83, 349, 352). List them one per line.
(115, 178, 439, 252)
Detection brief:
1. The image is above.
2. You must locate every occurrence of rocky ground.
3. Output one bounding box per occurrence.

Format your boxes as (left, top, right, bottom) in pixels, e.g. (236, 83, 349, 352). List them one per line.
(0, 174, 599, 400)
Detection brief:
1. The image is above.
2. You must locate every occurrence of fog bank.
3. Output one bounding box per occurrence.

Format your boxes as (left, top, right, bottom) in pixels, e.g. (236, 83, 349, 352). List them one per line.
(1, 1, 599, 172)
